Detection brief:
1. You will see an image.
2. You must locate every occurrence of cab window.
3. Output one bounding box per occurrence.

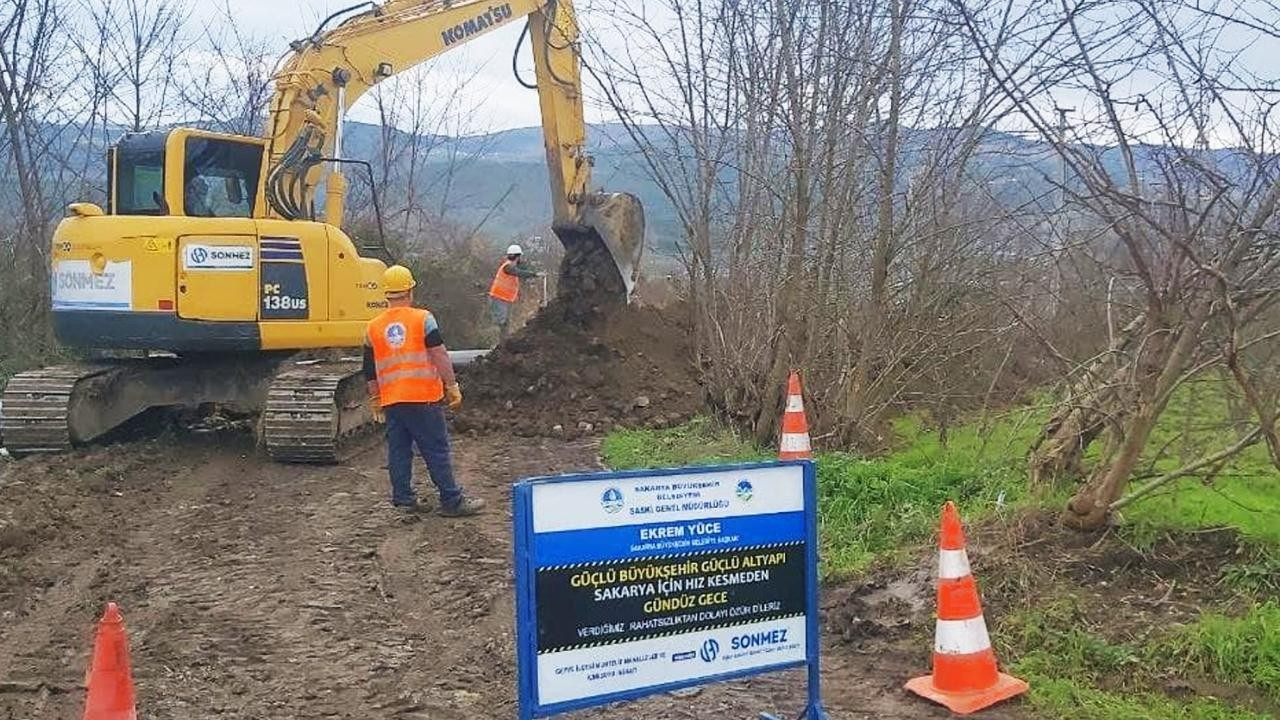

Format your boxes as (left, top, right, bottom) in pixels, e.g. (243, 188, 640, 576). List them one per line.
(114, 149, 166, 215)
(183, 137, 262, 218)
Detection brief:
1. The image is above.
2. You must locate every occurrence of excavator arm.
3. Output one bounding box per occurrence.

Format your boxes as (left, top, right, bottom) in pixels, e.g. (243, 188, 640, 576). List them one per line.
(264, 0, 644, 299)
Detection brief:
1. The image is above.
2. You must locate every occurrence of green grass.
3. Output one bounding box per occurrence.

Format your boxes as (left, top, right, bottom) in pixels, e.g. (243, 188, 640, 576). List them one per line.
(1158, 603, 1280, 702)
(1002, 600, 1280, 719)
(602, 413, 1033, 577)
(813, 451, 1025, 575)
(599, 382, 1280, 577)
(891, 377, 1280, 551)
(1023, 677, 1272, 720)
(1219, 552, 1280, 596)
(601, 417, 766, 469)
(1105, 378, 1280, 547)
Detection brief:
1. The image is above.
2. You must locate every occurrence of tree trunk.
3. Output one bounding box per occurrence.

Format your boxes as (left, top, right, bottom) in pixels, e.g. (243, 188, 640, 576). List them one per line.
(841, 0, 904, 445)
(1063, 405, 1159, 529)
(1028, 313, 1145, 487)
(1062, 304, 1207, 529)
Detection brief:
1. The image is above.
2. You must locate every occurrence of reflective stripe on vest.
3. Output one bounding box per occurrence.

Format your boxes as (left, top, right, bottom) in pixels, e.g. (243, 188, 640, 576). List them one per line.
(489, 260, 520, 303)
(367, 307, 444, 406)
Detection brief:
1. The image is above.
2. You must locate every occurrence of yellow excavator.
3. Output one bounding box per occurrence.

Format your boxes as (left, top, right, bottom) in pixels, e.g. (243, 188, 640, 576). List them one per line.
(0, 0, 644, 462)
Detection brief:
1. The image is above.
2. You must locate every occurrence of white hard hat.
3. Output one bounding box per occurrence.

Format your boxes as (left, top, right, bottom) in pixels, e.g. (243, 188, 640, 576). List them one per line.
(506, 244, 523, 256)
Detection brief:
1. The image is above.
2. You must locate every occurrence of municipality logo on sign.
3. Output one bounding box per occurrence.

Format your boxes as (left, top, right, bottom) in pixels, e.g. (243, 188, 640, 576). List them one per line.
(700, 638, 720, 663)
(385, 322, 407, 348)
(600, 487, 624, 514)
(736, 479, 754, 502)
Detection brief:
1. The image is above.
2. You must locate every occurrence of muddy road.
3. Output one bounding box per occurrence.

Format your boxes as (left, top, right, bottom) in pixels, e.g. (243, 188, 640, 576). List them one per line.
(0, 431, 1025, 719)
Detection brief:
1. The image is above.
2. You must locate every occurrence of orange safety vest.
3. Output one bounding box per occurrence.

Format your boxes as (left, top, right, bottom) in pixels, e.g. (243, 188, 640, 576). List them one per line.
(367, 306, 444, 407)
(489, 259, 520, 303)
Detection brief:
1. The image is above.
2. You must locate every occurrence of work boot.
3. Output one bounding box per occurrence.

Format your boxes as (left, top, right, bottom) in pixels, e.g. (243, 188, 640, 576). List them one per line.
(438, 495, 486, 517)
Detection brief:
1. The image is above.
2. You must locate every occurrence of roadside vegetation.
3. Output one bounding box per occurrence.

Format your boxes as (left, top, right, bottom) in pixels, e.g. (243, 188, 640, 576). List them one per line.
(601, 376, 1280, 719)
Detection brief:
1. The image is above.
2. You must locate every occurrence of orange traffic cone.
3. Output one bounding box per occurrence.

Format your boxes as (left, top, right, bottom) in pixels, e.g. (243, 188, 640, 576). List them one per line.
(905, 502, 1028, 714)
(82, 603, 137, 720)
(779, 371, 812, 461)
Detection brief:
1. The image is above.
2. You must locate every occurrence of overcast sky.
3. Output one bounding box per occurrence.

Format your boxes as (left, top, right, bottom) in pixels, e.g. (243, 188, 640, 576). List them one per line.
(192, 1, 1277, 140)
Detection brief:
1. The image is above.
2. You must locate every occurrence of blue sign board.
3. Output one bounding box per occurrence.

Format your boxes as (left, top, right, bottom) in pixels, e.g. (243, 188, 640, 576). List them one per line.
(513, 461, 827, 719)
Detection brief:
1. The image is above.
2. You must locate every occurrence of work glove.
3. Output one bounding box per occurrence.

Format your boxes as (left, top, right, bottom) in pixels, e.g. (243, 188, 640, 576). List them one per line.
(368, 396, 386, 424)
(446, 383, 463, 410)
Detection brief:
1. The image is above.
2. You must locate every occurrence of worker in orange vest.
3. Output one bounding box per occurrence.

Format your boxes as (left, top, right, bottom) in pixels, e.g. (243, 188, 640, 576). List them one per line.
(364, 265, 485, 518)
(488, 243, 543, 341)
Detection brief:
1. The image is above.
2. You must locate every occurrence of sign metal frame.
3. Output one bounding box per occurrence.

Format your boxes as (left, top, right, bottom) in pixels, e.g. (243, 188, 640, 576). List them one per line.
(513, 460, 827, 719)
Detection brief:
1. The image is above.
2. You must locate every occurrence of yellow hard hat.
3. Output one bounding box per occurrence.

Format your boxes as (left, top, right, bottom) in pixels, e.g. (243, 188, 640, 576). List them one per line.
(382, 265, 416, 294)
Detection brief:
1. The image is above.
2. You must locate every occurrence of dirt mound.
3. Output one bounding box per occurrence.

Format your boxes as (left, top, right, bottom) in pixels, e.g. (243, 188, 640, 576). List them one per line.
(452, 300, 701, 438)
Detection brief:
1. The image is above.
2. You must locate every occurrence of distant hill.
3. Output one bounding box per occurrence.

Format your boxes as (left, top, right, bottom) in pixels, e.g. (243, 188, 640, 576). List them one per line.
(338, 121, 687, 250)
(338, 121, 1259, 253)
(14, 119, 1259, 258)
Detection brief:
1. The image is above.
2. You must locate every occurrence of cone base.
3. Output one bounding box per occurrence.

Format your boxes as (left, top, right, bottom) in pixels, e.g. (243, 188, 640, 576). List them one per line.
(904, 671, 1028, 715)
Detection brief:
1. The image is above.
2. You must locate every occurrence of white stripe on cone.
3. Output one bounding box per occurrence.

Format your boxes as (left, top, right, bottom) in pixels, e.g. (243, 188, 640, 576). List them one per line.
(786, 395, 805, 413)
(938, 549, 972, 580)
(934, 616, 993, 655)
(780, 433, 811, 452)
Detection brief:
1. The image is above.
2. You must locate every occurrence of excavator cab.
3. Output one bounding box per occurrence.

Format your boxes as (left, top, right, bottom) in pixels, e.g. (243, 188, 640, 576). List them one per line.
(107, 129, 267, 219)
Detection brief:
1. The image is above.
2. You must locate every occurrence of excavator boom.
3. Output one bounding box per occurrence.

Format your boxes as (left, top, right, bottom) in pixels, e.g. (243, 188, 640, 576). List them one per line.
(264, 0, 644, 298)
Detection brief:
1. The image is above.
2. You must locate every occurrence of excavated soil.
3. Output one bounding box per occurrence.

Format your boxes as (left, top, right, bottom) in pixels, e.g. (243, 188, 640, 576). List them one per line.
(0, 431, 992, 720)
(452, 300, 701, 439)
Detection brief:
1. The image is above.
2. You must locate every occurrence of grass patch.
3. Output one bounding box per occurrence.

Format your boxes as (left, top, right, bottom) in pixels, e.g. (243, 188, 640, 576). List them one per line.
(814, 451, 1024, 576)
(1001, 599, 1142, 684)
(599, 382, 1280, 717)
(1000, 599, 1280, 719)
(599, 374, 1280, 575)
(1219, 551, 1280, 596)
(1158, 603, 1280, 702)
(1122, 471, 1280, 549)
(1102, 377, 1280, 548)
(1023, 677, 1272, 720)
(601, 416, 1029, 577)
(600, 417, 765, 469)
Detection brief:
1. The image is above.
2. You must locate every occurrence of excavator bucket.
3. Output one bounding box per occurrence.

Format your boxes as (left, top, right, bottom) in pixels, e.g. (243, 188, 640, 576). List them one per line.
(582, 192, 645, 299)
(555, 192, 645, 307)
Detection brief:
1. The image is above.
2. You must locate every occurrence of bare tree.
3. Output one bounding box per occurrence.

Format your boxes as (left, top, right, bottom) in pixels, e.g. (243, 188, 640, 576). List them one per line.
(0, 0, 61, 337)
(586, 0, 1029, 446)
(364, 60, 499, 252)
(953, 0, 1280, 528)
(177, 0, 272, 135)
(90, 0, 188, 132)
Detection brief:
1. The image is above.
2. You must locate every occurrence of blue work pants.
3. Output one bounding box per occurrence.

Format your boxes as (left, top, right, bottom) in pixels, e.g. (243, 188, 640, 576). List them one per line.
(384, 402, 462, 509)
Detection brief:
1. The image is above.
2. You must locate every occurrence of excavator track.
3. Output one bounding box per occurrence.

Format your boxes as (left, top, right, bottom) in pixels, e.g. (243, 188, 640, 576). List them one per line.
(0, 365, 118, 455)
(262, 361, 373, 464)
